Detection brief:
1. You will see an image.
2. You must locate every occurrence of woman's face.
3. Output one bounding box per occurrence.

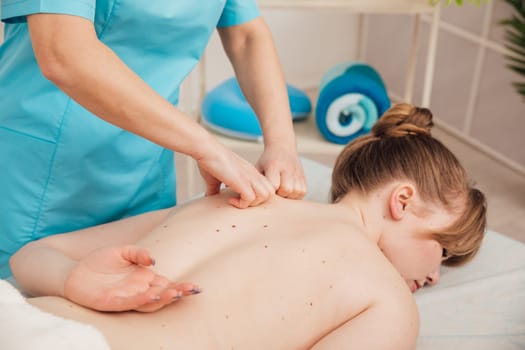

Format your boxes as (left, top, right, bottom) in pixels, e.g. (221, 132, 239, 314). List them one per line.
(380, 206, 456, 293)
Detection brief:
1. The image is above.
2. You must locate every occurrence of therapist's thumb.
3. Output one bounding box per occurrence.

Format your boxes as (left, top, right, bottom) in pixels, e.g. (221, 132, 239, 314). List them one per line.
(198, 166, 222, 196)
(205, 181, 221, 197)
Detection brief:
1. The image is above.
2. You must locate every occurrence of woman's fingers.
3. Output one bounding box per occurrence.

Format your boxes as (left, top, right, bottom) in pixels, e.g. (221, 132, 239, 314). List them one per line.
(108, 287, 161, 312)
(175, 282, 202, 296)
(133, 281, 202, 312)
(120, 245, 155, 267)
(109, 280, 201, 312)
(132, 285, 181, 312)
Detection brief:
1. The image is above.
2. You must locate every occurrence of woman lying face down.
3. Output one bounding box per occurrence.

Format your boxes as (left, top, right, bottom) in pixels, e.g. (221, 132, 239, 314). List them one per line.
(10, 103, 487, 350)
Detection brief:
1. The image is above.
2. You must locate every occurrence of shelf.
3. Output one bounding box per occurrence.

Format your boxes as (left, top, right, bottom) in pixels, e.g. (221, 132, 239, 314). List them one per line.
(205, 114, 345, 157)
(258, 0, 436, 14)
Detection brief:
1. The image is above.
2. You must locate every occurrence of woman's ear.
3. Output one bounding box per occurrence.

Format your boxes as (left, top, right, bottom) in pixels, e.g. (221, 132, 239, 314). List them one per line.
(389, 184, 415, 221)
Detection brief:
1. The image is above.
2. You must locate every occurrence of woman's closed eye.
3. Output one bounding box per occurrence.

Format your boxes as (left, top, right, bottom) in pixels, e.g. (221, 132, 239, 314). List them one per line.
(441, 247, 448, 261)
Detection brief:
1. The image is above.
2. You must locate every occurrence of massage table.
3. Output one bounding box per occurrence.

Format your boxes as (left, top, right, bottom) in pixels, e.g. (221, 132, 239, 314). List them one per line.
(1, 157, 524, 349)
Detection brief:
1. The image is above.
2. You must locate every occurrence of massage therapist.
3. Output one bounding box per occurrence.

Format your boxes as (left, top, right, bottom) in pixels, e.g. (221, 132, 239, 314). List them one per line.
(0, 0, 306, 279)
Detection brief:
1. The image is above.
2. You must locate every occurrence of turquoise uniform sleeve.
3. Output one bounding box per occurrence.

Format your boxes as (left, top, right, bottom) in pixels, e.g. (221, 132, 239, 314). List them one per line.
(217, 0, 260, 28)
(1, 0, 95, 24)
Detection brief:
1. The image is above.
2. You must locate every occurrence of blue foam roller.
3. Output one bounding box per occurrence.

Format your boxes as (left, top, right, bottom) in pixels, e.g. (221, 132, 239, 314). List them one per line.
(316, 62, 391, 145)
(201, 78, 311, 142)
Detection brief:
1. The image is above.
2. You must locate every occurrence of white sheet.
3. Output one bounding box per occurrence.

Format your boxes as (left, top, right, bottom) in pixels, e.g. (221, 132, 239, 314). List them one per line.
(1, 157, 524, 350)
(416, 231, 525, 349)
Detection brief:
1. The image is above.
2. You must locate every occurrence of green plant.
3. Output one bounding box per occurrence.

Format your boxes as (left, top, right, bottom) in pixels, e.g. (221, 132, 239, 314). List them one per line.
(500, 0, 525, 100)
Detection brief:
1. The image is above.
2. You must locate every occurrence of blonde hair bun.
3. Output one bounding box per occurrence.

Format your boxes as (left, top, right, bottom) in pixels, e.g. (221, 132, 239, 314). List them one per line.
(372, 103, 433, 138)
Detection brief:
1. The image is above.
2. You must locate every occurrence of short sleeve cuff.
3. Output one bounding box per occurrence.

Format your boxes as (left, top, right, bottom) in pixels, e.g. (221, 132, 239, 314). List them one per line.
(217, 1, 260, 28)
(1, 0, 95, 24)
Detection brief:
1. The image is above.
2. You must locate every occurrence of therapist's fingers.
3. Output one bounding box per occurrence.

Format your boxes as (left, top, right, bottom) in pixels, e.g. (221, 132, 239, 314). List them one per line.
(275, 171, 294, 198)
(229, 182, 271, 209)
(202, 174, 222, 197)
(252, 175, 276, 205)
(229, 171, 275, 209)
(229, 186, 261, 209)
(229, 192, 254, 209)
(260, 167, 307, 200)
(256, 148, 307, 200)
(197, 146, 274, 208)
(260, 164, 281, 191)
(277, 170, 307, 199)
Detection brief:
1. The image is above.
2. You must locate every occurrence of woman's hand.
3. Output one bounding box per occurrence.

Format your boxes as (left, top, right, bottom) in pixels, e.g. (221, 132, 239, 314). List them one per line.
(196, 143, 275, 209)
(64, 245, 199, 312)
(256, 145, 307, 200)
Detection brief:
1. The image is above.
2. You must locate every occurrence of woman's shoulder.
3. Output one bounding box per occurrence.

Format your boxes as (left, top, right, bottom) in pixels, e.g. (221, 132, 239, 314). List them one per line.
(334, 229, 418, 309)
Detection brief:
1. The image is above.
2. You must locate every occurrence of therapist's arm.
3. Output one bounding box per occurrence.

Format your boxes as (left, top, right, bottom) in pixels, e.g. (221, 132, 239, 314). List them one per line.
(218, 17, 307, 200)
(27, 13, 273, 209)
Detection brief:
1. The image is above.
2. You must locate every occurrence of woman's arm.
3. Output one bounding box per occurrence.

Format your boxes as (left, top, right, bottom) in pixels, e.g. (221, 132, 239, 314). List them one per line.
(27, 13, 273, 208)
(218, 18, 307, 199)
(10, 209, 197, 312)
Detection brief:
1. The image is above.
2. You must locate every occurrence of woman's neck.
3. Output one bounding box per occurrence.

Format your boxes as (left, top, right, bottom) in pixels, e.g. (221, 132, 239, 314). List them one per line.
(332, 190, 388, 245)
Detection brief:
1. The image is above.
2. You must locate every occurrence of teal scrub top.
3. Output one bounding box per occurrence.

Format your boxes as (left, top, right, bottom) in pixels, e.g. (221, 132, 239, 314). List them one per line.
(0, 0, 260, 278)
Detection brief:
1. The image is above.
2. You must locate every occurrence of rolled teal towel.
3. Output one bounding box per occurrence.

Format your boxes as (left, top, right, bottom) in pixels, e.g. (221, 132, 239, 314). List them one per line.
(316, 62, 390, 144)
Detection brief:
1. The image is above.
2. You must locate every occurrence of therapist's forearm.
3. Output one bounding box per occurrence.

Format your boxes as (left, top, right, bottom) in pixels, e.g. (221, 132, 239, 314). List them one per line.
(27, 14, 213, 160)
(220, 19, 297, 149)
(10, 241, 75, 297)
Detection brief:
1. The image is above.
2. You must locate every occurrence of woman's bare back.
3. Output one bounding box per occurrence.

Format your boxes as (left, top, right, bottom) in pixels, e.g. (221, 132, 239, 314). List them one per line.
(29, 193, 415, 349)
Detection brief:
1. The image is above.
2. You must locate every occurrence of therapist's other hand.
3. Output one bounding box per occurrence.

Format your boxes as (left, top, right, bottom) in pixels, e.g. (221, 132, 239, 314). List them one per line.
(197, 144, 275, 209)
(64, 245, 199, 312)
(256, 145, 307, 199)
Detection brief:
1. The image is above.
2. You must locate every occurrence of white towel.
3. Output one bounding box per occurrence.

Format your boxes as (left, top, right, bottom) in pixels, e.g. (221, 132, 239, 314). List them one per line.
(0, 280, 110, 350)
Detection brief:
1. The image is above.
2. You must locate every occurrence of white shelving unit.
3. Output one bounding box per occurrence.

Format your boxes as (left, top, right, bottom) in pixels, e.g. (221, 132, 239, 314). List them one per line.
(179, 0, 441, 201)
(259, 0, 437, 14)
(256, 0, 440, 106)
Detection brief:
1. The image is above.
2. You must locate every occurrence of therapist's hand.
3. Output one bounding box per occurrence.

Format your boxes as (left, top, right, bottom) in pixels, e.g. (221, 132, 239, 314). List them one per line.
(196, 143, 275, 209)
(64, 245, 199, 312)
(256, 145, 307, 200)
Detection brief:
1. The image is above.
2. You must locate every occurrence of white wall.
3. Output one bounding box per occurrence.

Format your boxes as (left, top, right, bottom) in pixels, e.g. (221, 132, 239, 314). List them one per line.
(203, 9, 359, 89)
(180, 9, 359, 116)
(365, 4, 525, 172)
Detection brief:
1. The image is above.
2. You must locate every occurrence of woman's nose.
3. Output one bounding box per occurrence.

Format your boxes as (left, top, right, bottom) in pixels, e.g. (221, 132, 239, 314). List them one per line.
(426, 270, 440, 286)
